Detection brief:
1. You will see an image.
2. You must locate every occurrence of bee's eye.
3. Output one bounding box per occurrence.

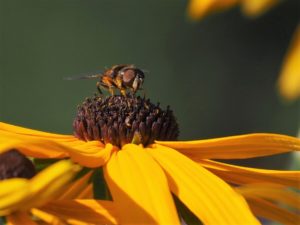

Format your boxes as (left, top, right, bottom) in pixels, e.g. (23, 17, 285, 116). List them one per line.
(122, 69, 135, 83)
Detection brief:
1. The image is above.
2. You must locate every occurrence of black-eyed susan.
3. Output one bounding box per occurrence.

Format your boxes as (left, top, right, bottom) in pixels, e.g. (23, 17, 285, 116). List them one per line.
(1, 94, 299, 224)
(0, 152, 79, 224)
(0, 150, 119, 225)
(186, 0, 300, 101)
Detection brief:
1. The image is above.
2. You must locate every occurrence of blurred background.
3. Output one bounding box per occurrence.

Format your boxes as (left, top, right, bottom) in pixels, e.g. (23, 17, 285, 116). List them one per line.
(1, 0, 299, 169)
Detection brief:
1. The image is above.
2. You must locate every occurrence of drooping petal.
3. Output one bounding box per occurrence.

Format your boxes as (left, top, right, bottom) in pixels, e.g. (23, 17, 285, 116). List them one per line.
(241, 0, 280, 17)
(0, 137, 68, 158)
(156, 133, 300, 159)
(6, 212, 38, 225)
(0, 122, 74, 139)
(104, 144, 180, 225)
(26, 160, 81, 208)
(236, 184, 300, 210)
(0, 179, 31, 216)
(67, 143, 114, 168)
(0, 121, 90, 148)
(58, 171, 93, 200)
(199, 159, 300, 188)
(76, 183, 93, 199)
(0, 160, 80, 216)
(39, 199, 118, 225)
(246, 197, 300, 225)
(148, 144, 260, 225)
(0, 131, 111, 167)
(187, 0, 238, 20)
(30, 208, 65, 225)
(278, 25, 300, 101)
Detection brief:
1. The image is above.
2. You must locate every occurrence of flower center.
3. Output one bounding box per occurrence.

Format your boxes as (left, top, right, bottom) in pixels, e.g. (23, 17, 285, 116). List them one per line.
(73, 95, 179, 148)
(0, 149, 36, 180)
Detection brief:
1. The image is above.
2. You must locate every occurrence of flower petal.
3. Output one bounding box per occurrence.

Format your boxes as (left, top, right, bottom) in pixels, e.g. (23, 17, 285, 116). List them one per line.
(235, 184, 300, 210)
(76, 183, 93, 199)
(27, 160, 81, 208)
(67, 142, 114, 168)
(6, 212, 38, 225)
(30, 208, 65, 225)
(278, 25, 300, 101)
(148, 144, 260, 225)
(104, 144, 180, 225)
(241, 0, 280, 17)
(0, 122, 75, 140)
(0, 131, 111, 167)
(0, 136, 68, 158)
(187, 0, 237, 20)
(156, 133, 300, 159)
(246, 197, 300, 225)
(39, 199, 118, 225)
(0, 160, 80, 215)
(199, 159, 300, 188)
(58, 171, 93, 200)
(0, 179, 31, 216)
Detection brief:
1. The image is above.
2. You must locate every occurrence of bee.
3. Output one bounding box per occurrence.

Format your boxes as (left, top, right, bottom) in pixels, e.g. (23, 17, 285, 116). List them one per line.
(66, 64, 145, 96)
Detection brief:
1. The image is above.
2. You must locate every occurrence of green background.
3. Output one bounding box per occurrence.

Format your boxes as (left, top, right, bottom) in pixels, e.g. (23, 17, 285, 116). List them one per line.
(1, 0, 299, 168)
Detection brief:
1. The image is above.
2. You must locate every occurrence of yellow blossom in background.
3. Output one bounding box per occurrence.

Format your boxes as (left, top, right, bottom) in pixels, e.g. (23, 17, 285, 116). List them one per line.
(278, 25, 300, 101)
(187, 0, 300, 101)
(1, 121, 300, 224)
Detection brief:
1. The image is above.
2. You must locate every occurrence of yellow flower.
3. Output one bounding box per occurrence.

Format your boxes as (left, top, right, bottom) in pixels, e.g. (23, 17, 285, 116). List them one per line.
(1, 94, 299, 224)
(187, 0, 300, 101)
(0, 154, 119, 225)
(0, 159, 80, 224)
(278, 25, 300, 101)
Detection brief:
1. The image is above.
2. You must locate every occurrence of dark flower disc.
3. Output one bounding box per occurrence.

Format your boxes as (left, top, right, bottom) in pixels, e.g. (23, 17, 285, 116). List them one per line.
(73, 95, 179, 148)
(0, 149, 36, 180)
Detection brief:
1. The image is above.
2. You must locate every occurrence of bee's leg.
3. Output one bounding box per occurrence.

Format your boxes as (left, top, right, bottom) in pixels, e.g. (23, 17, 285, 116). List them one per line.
(120, 89, 126, 96)
(96, 82, 103, 94)
(108, 86, 114, 96)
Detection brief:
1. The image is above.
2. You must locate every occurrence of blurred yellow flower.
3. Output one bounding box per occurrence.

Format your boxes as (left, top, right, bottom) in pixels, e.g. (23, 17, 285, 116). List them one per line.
(0, 160, 79, 224)
(1, 122, 300, 224)
(187, 0, 300, 101)
(278, 25, 300, 101)
(0, 156, 119, 225)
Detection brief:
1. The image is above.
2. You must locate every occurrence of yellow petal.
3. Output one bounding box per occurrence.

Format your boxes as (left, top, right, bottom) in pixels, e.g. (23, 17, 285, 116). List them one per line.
(148, 144, 260, 225)
(104, 144, 180, 225)
(241, 0, 280, 17)
(39, 199, 118, 225)
(0, 122, 75, 140)
(27, 160, 81, 208)
(58, 171, 93, 200)
(76, 183, 93, 199)
(0, 132, 111, 167)
(30, 208, 66, 225)
(236, 184, 300, 210)
(0, 179, 30, 216)
(6, 211, 38, 225)
(156, 133, 300, 159)
(199, 159, 300, 188)
(67, 142, 114, 168)
(246, 197, 300, 225)
(0, 137, 68, 158)
(0, 121, 107, 155)
(278, 25, 300, 101)
(187, 0, 238, 20)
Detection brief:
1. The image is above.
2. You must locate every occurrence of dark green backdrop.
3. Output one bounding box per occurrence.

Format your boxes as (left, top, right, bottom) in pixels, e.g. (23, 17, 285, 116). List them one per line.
(1, 0, 299, 168)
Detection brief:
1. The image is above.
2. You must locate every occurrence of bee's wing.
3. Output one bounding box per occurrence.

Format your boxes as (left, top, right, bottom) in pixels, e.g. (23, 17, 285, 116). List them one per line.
(64, 73, 102, 80)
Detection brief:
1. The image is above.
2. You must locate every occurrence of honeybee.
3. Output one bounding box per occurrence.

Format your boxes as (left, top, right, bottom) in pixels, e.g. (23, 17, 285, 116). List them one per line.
(66, 64, 145, 96)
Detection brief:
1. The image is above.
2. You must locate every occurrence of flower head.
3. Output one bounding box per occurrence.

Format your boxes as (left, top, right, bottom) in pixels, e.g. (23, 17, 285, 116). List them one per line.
(1, 92, 299, 224)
